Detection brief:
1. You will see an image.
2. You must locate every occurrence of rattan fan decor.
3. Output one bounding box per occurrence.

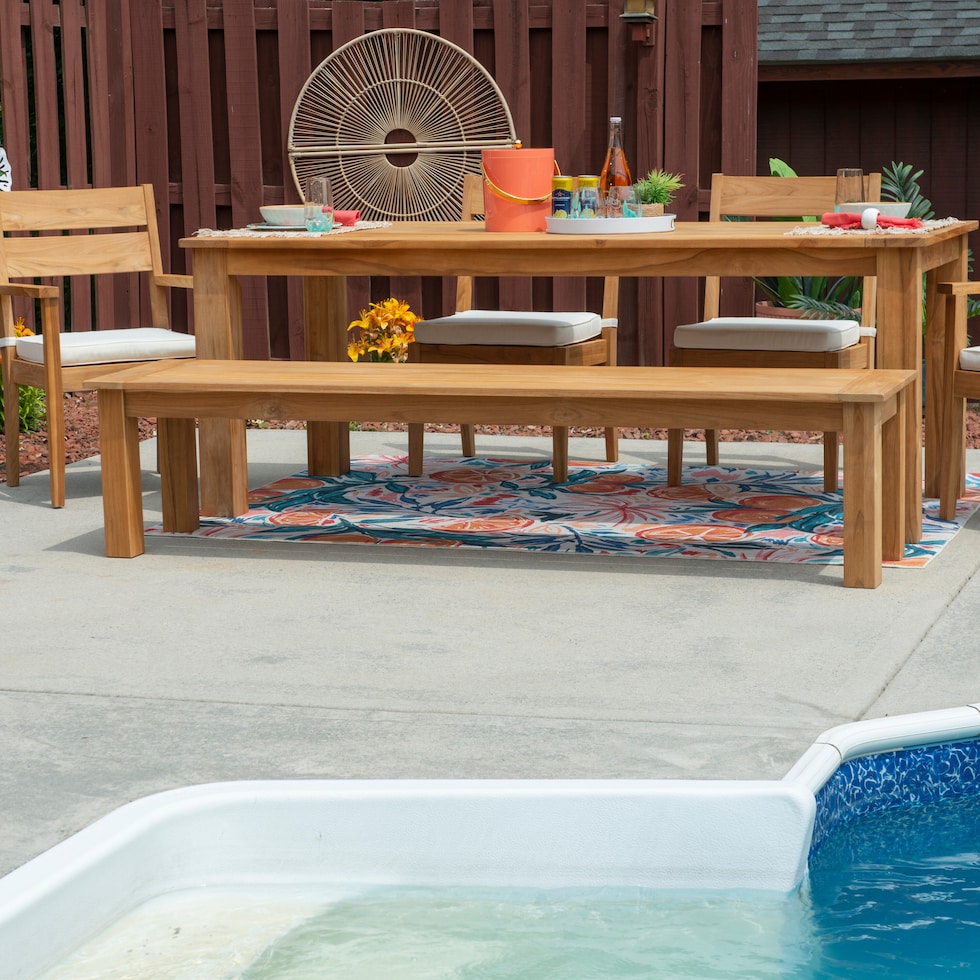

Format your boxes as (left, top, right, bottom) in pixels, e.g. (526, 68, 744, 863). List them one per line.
(288, 29, 517, 221)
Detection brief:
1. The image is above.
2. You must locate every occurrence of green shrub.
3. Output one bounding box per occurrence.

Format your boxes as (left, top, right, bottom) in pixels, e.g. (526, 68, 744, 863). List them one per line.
(1, 317, 47, 433)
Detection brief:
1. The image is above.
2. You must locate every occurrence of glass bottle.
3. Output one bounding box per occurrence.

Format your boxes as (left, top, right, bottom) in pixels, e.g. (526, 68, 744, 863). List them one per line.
(599, 116, 632, 201)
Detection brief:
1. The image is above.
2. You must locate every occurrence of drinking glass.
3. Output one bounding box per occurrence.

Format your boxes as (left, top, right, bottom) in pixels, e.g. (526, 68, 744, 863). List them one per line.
(622, 185, 642, 218)
(835, 168, 864, 211)
(305, 176, 334, 232)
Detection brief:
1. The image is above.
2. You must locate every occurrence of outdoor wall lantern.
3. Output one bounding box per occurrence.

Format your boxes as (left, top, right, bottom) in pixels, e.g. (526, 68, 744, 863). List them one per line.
(621, 0, 657, 46)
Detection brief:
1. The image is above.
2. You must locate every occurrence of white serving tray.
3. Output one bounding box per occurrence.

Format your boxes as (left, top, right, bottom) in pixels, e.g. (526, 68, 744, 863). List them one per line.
(546, 214, 676, 234)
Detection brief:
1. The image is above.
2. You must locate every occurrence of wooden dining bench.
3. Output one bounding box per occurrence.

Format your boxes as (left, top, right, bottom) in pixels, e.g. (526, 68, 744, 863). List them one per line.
(85, 359, 916, 588)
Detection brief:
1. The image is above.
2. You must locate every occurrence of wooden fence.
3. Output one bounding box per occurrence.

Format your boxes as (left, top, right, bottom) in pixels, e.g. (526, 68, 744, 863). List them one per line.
(0, 0, 758, 365)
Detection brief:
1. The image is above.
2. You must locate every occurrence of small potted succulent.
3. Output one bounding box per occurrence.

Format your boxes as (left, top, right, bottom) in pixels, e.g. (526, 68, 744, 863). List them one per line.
(633, 168, 683, 216)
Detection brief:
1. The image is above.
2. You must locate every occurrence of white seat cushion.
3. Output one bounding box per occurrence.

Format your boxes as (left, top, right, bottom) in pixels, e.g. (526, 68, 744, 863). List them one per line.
(672, 316, 862, 353)
(16, 327, 196, 366)
(960, 347, 980, 372)
(414, 309, 603, 348)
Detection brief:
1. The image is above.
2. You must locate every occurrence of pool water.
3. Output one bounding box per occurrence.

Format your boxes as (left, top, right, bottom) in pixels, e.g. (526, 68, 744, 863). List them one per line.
(805, 793, 980, 976)
(43, 788, 980, 980)
(43, 885, 815, 979)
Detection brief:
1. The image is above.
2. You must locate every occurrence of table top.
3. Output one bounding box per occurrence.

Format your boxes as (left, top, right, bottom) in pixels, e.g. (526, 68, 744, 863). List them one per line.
(85, 359, 917, 404)
(181, 219, 977, 255)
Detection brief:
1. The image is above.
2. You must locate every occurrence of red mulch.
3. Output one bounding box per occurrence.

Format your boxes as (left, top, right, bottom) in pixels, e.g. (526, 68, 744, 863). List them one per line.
(4, 389, 980, 480)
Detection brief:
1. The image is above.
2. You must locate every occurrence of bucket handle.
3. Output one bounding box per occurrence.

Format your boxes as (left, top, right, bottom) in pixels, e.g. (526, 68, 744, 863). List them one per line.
(481, 154, 561, 206)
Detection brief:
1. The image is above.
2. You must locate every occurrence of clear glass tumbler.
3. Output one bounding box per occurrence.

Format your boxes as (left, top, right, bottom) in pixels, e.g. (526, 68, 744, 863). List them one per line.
(835, 168, 864, 212)
(305, 176, 334, 232)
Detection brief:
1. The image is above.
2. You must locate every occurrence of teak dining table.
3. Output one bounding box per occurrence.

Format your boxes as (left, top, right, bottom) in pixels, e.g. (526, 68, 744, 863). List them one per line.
(180, 218, 977, 536)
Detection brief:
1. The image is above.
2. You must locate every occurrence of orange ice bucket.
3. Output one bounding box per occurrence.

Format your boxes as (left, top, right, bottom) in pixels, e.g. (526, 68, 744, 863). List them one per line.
(481, 147, 554, 232)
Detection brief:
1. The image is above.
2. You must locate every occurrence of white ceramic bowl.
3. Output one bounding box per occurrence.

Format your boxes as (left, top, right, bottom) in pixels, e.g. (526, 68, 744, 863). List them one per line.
(848, 201, 912, 218)
(259, 204, 306, 226)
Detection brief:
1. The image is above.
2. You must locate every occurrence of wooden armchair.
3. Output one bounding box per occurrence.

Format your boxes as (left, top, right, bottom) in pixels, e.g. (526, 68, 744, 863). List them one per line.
(0, 184, 195, 507)
(406, 173, 619, 482)
(937, 280, 980, 520)
(667, 173, 880, 490)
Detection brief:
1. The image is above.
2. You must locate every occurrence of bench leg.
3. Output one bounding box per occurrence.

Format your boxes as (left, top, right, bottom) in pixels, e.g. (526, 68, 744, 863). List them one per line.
(842, 402, 882, 588)
(881, 391, 906, 561)
(158, 418, 200, 534)
(97, 389, 145, 558)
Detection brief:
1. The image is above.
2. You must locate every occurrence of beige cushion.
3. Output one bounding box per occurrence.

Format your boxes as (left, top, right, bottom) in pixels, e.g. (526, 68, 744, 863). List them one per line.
(672, 316, 863, 353)
(960, 347, 980, 372)
(414, 310, 603, 347)
(16, 327, 196, 366)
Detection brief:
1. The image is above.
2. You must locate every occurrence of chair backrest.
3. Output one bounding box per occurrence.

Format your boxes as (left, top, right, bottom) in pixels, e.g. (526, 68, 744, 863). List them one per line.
(455, 173, 619, 321)
(0, 184, 171, 332)
(704, 172, 881, 325)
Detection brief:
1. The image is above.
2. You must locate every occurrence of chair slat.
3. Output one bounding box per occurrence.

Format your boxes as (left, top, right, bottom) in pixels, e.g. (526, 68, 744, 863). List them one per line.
(0, 187, 149, 232)
(3, 232, 155, 278)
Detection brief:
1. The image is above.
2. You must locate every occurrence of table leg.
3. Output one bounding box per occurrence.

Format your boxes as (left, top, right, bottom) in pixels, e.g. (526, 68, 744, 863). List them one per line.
(193, 248, 249, 516)
(925, 250, 969, 498)
(875, 250, 923, 543)
(97, 389, 145, 558)
(304, 274, 350, 476)
(158, 417, 200, 534)
(842, 401, 882, 589)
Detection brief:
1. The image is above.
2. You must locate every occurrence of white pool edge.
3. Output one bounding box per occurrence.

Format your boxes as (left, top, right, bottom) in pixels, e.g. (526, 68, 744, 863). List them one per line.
(783, 701, 980, 792)
(3, 703, 980, 978)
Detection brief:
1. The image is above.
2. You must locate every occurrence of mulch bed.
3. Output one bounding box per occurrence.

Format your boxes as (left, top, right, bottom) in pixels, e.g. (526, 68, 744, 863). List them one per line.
(4, 389, 980, 480)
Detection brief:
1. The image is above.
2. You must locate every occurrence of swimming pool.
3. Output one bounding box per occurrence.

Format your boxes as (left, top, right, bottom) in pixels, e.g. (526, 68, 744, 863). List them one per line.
(2, 704, 979, 977)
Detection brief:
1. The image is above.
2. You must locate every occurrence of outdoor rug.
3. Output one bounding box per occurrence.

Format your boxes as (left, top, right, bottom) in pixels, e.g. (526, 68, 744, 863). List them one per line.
(147, 455, 980, 568)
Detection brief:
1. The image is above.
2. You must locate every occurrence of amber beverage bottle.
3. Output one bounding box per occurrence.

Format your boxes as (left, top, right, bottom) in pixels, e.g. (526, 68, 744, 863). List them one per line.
(599, 116, 632, 199)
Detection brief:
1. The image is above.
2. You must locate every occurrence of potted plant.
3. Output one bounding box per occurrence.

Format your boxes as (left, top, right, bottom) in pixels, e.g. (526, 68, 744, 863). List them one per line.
(752, 157, 867, 320)
(633, 168, 683, 217)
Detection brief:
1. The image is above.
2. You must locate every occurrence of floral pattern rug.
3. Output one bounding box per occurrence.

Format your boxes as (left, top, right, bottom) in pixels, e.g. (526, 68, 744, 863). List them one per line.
(148, 455, 980, 567)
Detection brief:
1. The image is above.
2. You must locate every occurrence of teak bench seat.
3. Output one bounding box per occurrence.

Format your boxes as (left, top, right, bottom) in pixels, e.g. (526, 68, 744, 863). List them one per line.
(85, 360, 917, 588)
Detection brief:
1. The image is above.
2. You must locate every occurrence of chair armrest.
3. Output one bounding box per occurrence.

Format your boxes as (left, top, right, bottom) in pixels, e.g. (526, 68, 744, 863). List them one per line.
(0, 282, 60, 300)
(938, 281, 980, 297)
(155, 273, 193, 290)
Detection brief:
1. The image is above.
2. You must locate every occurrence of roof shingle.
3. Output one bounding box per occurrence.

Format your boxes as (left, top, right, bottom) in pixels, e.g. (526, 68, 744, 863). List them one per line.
(758, 0, 980, 63)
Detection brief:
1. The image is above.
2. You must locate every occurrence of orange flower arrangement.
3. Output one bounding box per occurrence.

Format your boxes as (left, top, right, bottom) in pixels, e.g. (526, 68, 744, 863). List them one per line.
(346, 298, 418, 363)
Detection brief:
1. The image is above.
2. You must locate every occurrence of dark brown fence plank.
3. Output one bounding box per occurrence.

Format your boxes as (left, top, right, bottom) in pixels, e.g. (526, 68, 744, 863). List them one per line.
(60, 1, 88, 188)
(328, 1, 372, 338)
(30, 1, 61, 191)
(273, 1, 313, 359)
(491, 0, 532, 312)
(174, 0, 217, 234)
(223, 0, 270, 358)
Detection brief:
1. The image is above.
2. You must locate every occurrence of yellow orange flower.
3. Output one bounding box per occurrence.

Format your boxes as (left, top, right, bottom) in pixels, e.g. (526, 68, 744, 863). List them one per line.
(347, 297, 418, 363)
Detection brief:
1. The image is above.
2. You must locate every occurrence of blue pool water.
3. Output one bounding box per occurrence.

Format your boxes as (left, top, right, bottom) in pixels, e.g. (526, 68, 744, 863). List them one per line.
(801, 737, 980, 976)
(806, 793, 980, 976)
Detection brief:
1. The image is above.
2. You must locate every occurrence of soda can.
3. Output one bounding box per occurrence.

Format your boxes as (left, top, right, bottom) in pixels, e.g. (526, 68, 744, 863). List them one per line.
(551, 176, 574, 218)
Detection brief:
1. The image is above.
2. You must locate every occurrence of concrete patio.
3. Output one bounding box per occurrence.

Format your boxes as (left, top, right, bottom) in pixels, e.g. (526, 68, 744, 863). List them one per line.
(2, 429, 979, 879)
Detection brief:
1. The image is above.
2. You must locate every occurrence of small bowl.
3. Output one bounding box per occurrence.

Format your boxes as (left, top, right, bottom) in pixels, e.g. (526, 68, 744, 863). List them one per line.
(259, 204, 307, 226)
(848, 201, 912, 218)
